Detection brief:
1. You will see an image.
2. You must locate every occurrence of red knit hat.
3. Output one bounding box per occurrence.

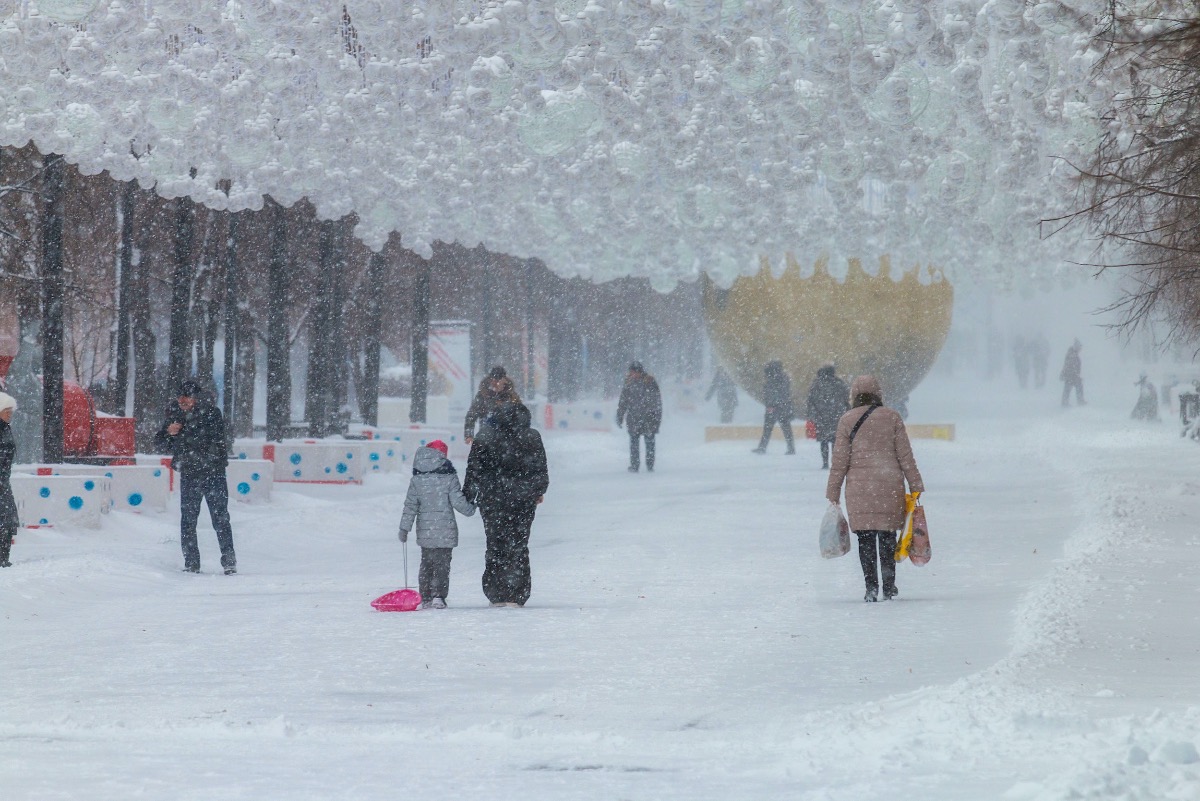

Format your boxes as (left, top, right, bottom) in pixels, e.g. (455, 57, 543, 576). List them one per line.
(426, 439, 449, 456)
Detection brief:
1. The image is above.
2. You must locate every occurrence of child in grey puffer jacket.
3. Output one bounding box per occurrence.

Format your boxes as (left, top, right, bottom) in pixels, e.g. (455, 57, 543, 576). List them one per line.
(398, 440, 476, 609)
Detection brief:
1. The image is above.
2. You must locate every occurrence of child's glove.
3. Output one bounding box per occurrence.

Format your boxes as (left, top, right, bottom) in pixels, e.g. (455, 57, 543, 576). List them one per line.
(398, 530, 408, 543)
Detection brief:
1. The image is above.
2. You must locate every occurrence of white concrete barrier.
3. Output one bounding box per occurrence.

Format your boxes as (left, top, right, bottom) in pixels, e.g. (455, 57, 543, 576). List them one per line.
(16, 464, 170, 513)
(11, 473, 110, 528)
(353, 425, 467, 464)
(377, 396, 451, 427)
(263, 440, 367, 484)
(226, 459, 273, 502)
(540, 402, 615, 432)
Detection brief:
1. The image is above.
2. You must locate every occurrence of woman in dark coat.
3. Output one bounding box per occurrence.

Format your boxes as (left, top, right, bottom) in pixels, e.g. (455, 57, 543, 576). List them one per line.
(0, 392, 19, 568)
(463, 403, 549, 607)
(825, 375, 924, 602)
(753, 361, 795, 454)
(805, 364, 850, 469)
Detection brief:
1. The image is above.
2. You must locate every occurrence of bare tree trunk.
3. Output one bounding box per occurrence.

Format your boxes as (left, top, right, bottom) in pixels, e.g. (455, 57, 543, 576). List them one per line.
(41, 154, 65, 463)
(223, 211, 239, 440)
(234, 305, 255, 439)
(131, 190, 158, 451)
(361, 251, 384, 426)
(409, 247, 431, 424)
(112, 180, 135, 415)
(266, 202, 291, 442)
(305, 219, 337, 437)
(168, 196, 194, 393)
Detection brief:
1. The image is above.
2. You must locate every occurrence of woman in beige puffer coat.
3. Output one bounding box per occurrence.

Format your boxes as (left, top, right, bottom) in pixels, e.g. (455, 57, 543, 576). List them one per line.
(825, 375, 924, 602)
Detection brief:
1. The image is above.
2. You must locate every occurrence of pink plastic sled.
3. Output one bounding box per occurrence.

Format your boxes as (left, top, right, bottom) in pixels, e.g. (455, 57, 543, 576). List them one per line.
(371, 588, 422, 612)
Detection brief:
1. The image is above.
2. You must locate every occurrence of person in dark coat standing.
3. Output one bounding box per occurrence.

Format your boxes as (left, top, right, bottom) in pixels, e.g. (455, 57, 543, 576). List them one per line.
(155, 380, 237, 574)
(0, 392, 19, 568)
(704, 366, 738, 424)
(826, 375, 924, 602)
(805, 364, 849, 469)
(616, 361, 663, 473)
(1060, 339, 1085, 407)
(464, 366, 522, 445)
(753, 360, 795, 454)
(463, 403, 548, 607)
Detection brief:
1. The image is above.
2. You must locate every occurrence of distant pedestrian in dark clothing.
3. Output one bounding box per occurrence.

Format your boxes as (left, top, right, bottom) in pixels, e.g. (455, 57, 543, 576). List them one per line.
(753, 361, 795, 454)
(1060, 340, 1085, 407)
(398, 439, 476, 609)
(463, 403, 549, 607)
(1031, 333, 1050, 388)
(0, 392, 19, 568)
(1131, 374, 1159, 422)
(704, 366, 738, 424)
(616, 362, 663, 472)
(1013, 335, 1031, 389)
(805, 364, 849, 469)
(155, 380, 237, 574)
(464, 366, 522, 445)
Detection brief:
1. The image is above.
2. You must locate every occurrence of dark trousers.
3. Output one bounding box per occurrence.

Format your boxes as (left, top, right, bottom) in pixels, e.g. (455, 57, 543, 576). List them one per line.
(758, 411, 795, 451)
(180, 471, 236, 570)
(629, 432, 656, 470)
(419, 547, 453, 601)
(819, 439, 832, 467)
(480, 502, 537, 605)
(719, 403, 735, 424)
(0, 526, 13, 565)
(856, 530, 897, 593)
(1061, 378, 1084, 406)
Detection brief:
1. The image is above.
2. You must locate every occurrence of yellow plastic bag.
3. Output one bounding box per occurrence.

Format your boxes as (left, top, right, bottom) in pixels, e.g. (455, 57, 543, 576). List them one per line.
(896, 492, 919, 562)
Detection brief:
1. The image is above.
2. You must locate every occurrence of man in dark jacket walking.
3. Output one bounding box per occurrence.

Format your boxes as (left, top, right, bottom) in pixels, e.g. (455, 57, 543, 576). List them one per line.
(753, 360, 795, 454)
(704, 366, 738, 424)
(155, 380, 237, 574)
(805, 364, 849, 469)
(616, 361, 663, 472)
(463, 403, 548, 607)
(0, 392, 19, 568)
(1060, 339, 1085, 407)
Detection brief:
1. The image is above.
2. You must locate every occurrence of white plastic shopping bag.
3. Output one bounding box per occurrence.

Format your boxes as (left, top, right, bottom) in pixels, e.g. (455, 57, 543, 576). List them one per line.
(819, 502, 851, 559)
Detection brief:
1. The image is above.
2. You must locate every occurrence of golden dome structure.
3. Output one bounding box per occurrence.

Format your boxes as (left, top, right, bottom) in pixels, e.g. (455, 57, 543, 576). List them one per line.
(703, 255, 954, 411)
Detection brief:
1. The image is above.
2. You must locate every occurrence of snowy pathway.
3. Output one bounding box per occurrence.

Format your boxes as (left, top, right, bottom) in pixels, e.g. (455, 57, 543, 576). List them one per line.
(2, 386, 1199, 799)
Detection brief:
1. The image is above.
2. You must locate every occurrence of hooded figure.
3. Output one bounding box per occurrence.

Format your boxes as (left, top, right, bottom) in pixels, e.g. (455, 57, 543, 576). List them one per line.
(398, 440, 476, 607)
(0, 392, 19, 567)
(154, 380, 237, 574)
(805, 364, 850, 468)
(753, 360, 795, 454)
(825, 375, 924, 602)
(463, 403, 549, 606)
(1060, 339, 1085, 407)
(464, 366, 522, 444)
(704, 366, 738, 424)
(616, 361, 663, 472)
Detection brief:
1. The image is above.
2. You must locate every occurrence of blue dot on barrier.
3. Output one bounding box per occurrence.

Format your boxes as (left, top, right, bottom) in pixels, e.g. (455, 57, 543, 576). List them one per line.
(336, 462, 348, 474)
(386, 449, 394, 457)
(290, 453, 302, 465)
(324, 466, 332, 474)
(154, 469, 162, 477)
(238, 454, 247, 460)
(369, 452, 380, 461)
(346, 452, 354, 459)
(237, 482, 251, 495)
(39, 518, 48, 525)
(39, 487, 50, 498)
(104, 472, 113, 478)
(251, 472, 260, 481)
(84, 480, 95, 491)
(293, 469, 302, 478)
(68, 496, 84, 510)
(128, 493, 143, 507)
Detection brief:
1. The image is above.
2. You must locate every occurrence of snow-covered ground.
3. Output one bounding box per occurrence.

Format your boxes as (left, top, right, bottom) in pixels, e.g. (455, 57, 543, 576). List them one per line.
(3, 373, 1199, 800)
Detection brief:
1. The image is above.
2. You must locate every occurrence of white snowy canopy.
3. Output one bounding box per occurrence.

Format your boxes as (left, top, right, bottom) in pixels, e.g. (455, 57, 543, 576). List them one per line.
(0, 0, 1114, 288)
